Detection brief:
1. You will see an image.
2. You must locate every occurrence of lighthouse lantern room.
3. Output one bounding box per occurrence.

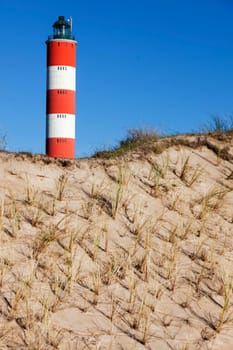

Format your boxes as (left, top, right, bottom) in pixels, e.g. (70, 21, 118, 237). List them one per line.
(46, 16, 77, 159)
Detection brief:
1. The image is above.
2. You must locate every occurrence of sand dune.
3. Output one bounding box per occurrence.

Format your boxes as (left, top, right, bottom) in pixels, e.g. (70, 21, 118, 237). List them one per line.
(0, 133, 233, 349)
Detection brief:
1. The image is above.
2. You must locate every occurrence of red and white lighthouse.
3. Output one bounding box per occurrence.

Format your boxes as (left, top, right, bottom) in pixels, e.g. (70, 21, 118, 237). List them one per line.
(46, 16, 77, 159)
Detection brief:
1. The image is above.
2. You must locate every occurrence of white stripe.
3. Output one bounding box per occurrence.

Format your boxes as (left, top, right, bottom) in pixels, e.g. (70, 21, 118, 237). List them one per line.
(47, 66, 76, 91)
(47, 114, 75, 138)
(47, 39, 77, 44)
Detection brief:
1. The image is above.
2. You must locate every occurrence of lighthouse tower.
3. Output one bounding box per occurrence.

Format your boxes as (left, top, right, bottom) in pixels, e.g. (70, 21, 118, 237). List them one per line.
(46, 16, 77, 159)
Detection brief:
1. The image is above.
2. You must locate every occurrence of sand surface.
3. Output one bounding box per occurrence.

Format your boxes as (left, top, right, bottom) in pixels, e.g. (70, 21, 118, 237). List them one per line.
(0, 134, 233, 349)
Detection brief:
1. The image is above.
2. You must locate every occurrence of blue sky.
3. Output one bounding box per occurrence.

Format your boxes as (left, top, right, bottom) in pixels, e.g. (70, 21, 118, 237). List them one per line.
(1, 0, 233, 157)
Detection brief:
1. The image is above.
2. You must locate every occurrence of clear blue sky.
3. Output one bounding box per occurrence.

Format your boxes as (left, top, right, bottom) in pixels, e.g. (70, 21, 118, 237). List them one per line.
(1, 0, 233, 157)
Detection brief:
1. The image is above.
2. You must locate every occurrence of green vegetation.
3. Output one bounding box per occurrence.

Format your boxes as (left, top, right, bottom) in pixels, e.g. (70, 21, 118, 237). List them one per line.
(93, 118, 233, 160)
(93, 128, 160, 158)
(0, 132, 7, 151)
(203, 114, 233, 133)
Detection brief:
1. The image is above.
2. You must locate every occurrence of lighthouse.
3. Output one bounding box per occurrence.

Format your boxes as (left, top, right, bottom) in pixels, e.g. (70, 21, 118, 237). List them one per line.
(46, 16, 77, 159)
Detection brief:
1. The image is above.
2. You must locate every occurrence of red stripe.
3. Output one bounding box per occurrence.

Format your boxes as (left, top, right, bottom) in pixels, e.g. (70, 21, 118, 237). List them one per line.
(46, 138, 75, 158)
(47, 41, 76, 67)
(46, 90, 75, 114)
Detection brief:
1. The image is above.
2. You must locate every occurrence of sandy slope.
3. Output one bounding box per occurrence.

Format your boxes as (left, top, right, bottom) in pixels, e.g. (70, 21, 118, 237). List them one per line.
(0, 134, 233, 349)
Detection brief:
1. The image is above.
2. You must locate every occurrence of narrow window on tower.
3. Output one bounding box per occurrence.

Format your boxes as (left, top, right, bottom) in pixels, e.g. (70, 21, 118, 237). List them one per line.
(56, 138, 67, 143)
